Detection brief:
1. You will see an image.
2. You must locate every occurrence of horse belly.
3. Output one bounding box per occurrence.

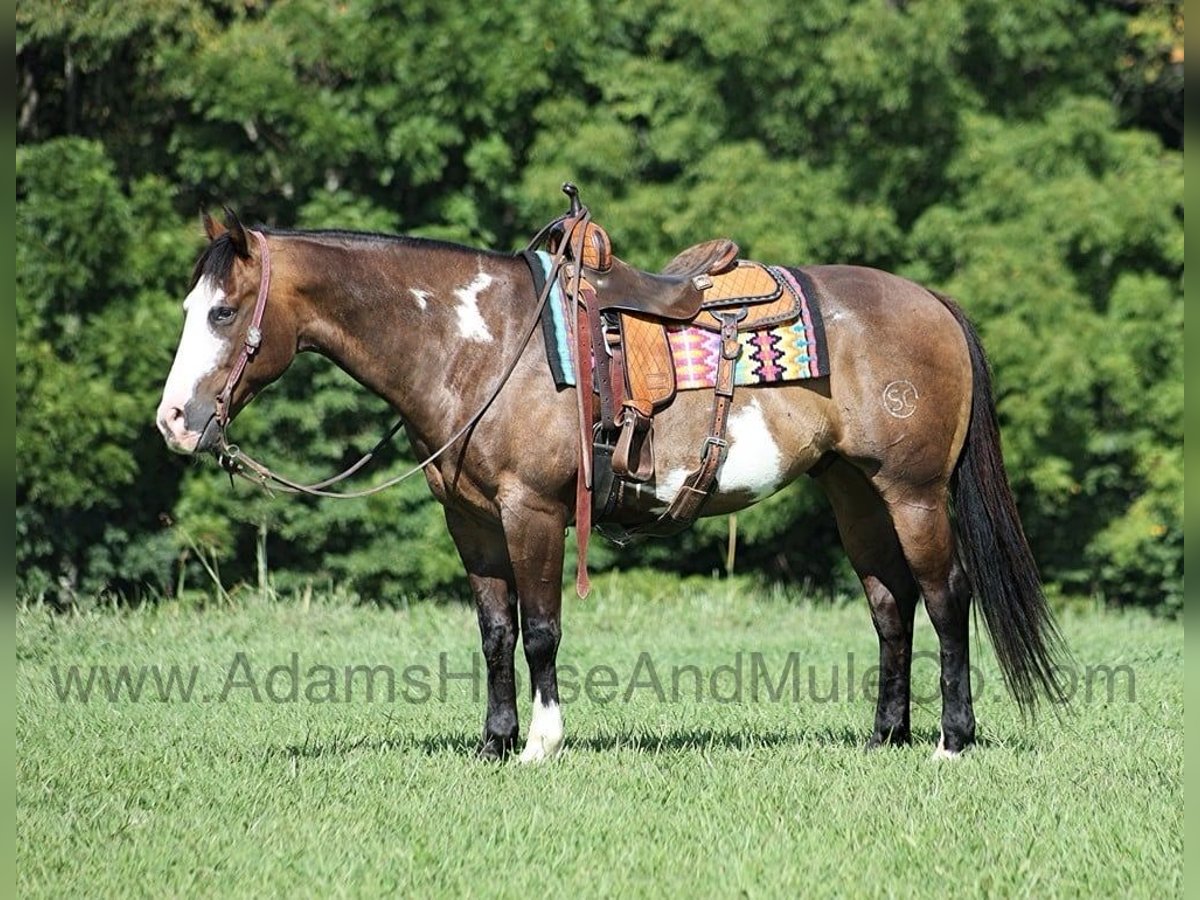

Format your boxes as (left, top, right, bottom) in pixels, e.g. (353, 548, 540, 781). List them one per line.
(616, 384, 833, 520)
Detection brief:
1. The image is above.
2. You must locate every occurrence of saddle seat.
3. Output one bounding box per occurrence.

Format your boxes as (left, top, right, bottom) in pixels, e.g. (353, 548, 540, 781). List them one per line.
(568, 223, 794, 331)
(564, 222, 735, 320)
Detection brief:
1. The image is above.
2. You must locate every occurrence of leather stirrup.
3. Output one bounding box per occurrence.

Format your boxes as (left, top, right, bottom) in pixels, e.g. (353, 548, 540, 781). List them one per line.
(612, 402, 655, 483)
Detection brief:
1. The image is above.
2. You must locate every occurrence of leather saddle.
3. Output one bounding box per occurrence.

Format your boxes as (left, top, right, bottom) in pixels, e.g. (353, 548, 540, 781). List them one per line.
(559, 221, 800, 332)
(547, 197, 804, 534)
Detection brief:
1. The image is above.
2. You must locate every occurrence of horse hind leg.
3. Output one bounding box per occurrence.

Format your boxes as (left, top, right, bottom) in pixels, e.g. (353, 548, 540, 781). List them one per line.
(884, 492, 976, 758)
(817, 458, 920, 748)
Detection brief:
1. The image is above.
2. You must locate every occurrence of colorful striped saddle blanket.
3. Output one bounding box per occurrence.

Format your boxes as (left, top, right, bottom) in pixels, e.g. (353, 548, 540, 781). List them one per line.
(534, 252, 829, 390)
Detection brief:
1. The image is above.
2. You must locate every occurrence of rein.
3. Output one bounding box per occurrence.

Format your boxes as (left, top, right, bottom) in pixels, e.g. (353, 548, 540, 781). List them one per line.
(215, 210, 591, 499)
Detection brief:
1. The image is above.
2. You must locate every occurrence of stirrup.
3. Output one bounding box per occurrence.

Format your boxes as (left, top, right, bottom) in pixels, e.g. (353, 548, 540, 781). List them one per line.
(612, 404, 655, 483)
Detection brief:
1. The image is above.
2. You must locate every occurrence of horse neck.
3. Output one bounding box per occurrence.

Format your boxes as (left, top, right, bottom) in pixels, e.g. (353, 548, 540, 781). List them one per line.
(284, 234, 533, 442)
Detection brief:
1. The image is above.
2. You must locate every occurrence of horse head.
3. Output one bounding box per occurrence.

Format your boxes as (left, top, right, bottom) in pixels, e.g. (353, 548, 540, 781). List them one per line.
(156, 209, 298, 454)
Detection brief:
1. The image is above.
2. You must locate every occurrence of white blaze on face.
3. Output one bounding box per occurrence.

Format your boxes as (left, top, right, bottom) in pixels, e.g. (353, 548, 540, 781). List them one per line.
(454, 272, 494, 342)
(519, 689, 564, 764)
(162, 277, 228, 406)
(156, 277, 229, 449)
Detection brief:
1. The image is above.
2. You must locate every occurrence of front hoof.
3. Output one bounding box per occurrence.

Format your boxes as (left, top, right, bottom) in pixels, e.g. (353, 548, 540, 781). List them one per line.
(518, 736, 564, 765)
(865, 727, 911, 750)
(477, 734, 517, 762)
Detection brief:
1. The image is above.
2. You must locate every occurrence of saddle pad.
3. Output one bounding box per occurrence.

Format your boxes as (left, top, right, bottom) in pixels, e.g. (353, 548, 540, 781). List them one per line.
(529, 253, 829, 390)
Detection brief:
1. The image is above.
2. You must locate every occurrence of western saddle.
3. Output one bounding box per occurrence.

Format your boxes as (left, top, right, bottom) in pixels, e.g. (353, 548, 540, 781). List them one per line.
(531, 183, 804, 596)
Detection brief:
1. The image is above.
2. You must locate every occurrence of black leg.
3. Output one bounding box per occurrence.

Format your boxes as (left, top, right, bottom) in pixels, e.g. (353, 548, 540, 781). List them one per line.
(445, 511, 519, 760)
(864, 574, 919, 747)
(889, 500, 976, 757)
(503, 500, 567, 763)
(818, 459, 919, 749)
(925, 558, 976, 755)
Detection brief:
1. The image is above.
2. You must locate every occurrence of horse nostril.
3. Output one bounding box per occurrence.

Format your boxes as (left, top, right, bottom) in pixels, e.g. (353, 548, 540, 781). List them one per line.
(156, 404, 186, 439)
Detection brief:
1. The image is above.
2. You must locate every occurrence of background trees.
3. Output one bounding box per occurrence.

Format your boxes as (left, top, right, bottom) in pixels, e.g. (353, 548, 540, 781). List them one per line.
(16, 0, 1183, 610)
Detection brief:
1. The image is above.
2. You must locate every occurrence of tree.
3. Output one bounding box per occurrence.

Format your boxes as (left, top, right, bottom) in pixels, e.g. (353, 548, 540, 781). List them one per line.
(15, 0, 1184, 610)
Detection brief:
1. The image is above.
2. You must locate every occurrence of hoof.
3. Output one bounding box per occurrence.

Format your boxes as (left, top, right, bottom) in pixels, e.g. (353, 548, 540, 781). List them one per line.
(476, 735, 517, 762)
(931, 730, 972, 761)
(517, 735, 564, 764)
(518, 693, 564, 764)
(931, 745, 963, 761)
(865, 728, 911, 751)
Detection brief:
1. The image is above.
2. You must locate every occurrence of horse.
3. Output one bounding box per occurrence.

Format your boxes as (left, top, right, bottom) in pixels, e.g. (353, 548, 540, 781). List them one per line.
(155, 202, 1066, 762)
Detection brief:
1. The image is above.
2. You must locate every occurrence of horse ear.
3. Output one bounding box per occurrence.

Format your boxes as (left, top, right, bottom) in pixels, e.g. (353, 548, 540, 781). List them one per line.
(221, 205, 250, 259)
(201, 209, 226, 242)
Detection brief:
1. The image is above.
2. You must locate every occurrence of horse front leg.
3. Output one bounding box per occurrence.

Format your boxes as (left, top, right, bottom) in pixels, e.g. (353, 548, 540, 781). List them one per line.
(445, 510, 520, 760)
(501, 498, 568, 764)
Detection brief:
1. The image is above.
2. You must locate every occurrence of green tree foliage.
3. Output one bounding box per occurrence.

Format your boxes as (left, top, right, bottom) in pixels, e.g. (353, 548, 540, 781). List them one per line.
(16, 0, 1182, 610)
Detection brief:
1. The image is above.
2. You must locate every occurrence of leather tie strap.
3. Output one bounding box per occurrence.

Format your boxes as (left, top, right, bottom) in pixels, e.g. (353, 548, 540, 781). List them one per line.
(584, 288, 616, 430)
(572, 254, 596, 599)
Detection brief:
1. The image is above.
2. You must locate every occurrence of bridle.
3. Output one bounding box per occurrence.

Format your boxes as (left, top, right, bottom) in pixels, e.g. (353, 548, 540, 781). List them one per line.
(214, 229, 270, 433)
(212, 201, 593, 499)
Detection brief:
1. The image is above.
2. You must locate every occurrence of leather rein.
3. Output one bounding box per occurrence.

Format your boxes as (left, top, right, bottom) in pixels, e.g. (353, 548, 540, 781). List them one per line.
(214, 212, 591, 499)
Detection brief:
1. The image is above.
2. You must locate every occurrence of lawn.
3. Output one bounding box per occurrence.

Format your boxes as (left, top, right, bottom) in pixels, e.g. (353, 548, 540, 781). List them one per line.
(16, 576, 1182, 897)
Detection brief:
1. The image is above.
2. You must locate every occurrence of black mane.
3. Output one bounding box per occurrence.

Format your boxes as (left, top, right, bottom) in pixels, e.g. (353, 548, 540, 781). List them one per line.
(189, 231, 240, 290)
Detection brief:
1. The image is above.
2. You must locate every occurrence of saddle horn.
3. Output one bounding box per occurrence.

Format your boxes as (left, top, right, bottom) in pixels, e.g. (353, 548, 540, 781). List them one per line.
(562, 181, 582, 215)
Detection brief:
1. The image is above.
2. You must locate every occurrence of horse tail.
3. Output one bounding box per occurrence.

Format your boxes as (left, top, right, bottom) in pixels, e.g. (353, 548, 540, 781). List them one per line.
(933, 291, 1070, 711)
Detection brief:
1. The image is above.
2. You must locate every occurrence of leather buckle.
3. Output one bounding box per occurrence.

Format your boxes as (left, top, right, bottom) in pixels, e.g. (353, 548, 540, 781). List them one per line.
(692, 274, 713, 290)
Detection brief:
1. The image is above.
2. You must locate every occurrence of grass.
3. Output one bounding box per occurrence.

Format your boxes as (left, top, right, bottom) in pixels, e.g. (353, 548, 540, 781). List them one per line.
(17, 576, 1182, 897)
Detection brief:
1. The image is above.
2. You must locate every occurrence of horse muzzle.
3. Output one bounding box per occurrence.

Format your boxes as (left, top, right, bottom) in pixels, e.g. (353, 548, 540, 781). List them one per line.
(156, 400, 220, 455)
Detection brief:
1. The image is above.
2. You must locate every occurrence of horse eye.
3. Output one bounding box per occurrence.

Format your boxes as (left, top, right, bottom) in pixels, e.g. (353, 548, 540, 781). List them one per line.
(209, 306, 237, 325)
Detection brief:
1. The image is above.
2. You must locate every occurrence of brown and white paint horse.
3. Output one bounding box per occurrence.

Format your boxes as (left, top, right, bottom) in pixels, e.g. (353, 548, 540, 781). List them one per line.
(157, 210, 1066, 762)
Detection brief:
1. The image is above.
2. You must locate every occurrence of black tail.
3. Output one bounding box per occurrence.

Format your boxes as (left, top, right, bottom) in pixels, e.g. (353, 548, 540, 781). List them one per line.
(935, 292, 1069, 711)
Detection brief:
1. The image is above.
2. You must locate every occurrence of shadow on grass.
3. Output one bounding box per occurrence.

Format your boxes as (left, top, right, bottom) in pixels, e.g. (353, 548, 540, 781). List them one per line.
(265, 722, 1032, 761)
(266, 724, 901, 760)
(569, 726, 865, 753)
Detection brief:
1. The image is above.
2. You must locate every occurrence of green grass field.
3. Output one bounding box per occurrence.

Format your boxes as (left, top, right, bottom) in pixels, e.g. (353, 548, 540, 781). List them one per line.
(17, 577, 1182, 897)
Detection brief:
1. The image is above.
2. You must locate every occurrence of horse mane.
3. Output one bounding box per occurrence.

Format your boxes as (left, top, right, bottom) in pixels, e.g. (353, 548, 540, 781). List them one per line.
(189, 232, 240, 290)
(189, 226, 514, 289)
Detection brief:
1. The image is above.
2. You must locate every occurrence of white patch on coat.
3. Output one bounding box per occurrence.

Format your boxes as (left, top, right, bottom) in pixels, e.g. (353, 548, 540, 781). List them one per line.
(717, 400, 784, 497)
(409, 287, 430, 310)
(454, 272, 494, 342)
(160, 278, 228, 410)
(518, 689, 564, 764)
(653, 468, 691, 507)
